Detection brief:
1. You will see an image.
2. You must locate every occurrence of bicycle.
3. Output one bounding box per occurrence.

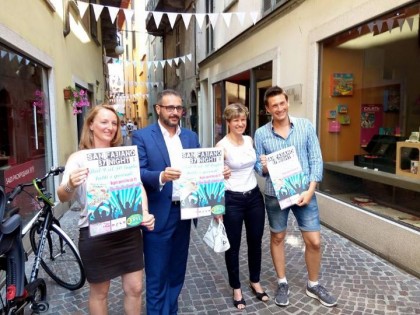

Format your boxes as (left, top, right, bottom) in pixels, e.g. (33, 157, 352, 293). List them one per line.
(0, 187, 48, 314)
(6, 166, 85, 292)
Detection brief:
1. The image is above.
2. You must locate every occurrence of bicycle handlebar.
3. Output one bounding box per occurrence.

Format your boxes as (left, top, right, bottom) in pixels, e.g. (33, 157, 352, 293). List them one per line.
(7, 166, 65, 203)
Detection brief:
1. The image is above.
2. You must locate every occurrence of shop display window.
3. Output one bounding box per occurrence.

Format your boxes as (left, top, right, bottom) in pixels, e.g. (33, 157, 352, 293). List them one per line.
(318, 2, 420, 230)
(0, 43, 51, 224)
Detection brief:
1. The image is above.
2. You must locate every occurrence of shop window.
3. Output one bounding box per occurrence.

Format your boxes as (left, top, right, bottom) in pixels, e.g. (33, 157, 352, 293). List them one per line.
(318, 3, 420, 230)
(263, 0, 290, 14)
(0, 43, 51, 224)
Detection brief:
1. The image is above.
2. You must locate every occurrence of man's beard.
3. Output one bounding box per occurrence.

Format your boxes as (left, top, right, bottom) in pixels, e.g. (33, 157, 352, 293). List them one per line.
(161, 115, 179, 128)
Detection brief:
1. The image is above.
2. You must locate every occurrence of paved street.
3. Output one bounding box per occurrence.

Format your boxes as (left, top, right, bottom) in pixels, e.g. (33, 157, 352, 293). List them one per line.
(29, 208, 420, 314)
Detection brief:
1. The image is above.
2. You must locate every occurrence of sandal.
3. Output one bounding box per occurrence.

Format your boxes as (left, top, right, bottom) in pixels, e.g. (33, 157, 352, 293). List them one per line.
(233, 290, 246, 310)
(249, 282, 269, 302)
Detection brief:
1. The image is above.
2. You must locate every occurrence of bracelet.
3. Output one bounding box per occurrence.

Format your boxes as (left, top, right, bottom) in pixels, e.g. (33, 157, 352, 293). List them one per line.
(64, 182, 74, 193)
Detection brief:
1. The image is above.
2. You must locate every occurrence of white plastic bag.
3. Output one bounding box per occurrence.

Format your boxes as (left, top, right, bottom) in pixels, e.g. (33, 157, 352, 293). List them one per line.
(203, 219, 230, 253)
(203, 219, 217, 249)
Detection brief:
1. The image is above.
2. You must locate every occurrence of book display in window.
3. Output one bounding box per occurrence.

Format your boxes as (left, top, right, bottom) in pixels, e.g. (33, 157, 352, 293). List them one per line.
(330, 73, 353, 96)
(360, 104, 383, 147)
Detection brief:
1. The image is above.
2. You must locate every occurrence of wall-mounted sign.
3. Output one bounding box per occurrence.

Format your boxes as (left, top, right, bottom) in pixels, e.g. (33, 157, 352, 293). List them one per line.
(284, 84, 302, 105)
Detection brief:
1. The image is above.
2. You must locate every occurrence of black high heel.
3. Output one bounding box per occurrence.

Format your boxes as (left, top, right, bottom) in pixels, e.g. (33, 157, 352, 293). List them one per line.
(232, 289, 246, 309)
(249, 282, 269, 302)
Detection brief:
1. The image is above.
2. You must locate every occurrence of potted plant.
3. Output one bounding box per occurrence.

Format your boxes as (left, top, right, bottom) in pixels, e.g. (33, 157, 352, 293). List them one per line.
(63, 86, 73, 100)
(64, 86, 90, 115)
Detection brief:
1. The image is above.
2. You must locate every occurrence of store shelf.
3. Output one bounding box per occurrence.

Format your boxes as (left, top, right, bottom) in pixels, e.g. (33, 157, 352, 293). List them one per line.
(324, 161, 420, 192)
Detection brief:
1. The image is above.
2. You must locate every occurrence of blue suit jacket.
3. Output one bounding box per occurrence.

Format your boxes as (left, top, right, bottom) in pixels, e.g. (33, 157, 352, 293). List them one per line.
(132, 123, 200, 232)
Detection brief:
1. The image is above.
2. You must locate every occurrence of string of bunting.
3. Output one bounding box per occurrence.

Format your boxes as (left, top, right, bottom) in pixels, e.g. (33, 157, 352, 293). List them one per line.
(109, 79, 165, 88)
(105, 53, 193, 70)
(76, 1, 260, 30)
(77, 1, 418, 33)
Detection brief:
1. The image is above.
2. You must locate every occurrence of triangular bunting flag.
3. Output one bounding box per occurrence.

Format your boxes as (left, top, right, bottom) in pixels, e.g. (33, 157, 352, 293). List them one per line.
(0, 50, 7, 59)
(406, 17, 414, 31)
(222, 13, 232, 28)
(78, 1, 89, 18)
(195, 13, 206, 30)
(25, 58, 30, 65)
(174, 58, 179, 66)
(108, 6, 119, 23)
(208, 13, 219, 29)
(153, 61, 159, 68)
(123, 9, 134, 23)
(186, 54, 192, 61)
(181, 13, 192, 30)
(160, 60, 166, 68)
(357, 26, 362, 34)
(17, 56, 23, 64)
(9, 52, 15, 62)
(236, 12, 245, 26)
(167, 58, 173, 67)
(250, 11, 259, 25)
(91, 4, 104, 22)
(180, 56, 185, 64)
(367, 22, 375, 33)
(167, 12, 178, 29)
(386, 19, 394, 33)
(376, 20, 384, 33)
(153, 12, 164, 28)
(397, 18, 405, 31)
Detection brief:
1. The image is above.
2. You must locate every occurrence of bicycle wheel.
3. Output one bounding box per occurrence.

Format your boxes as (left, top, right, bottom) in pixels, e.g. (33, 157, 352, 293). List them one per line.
(27, 278, 48, 314)
(29, 222, 86, 291)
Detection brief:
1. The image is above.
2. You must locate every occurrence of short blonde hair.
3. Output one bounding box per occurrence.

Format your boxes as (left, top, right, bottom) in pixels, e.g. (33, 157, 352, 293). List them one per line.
(223, 103, 249, 121)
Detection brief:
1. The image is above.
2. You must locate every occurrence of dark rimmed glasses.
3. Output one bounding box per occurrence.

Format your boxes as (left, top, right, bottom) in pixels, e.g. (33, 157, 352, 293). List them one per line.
(157, 104, 185, 113)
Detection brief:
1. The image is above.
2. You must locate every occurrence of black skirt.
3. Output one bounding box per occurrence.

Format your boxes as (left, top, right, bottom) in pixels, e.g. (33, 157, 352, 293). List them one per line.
(78, 227, 144, 283)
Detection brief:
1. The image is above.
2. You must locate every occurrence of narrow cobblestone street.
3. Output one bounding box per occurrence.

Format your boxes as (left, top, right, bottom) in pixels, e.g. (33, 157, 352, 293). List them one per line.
(28, 209, 420, 315)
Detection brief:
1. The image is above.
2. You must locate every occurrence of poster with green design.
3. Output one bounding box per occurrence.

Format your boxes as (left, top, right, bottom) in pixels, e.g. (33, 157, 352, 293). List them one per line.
(85, 146, 143, 237)
(179, 147, 225, 220)
(266, 146, 308, 210)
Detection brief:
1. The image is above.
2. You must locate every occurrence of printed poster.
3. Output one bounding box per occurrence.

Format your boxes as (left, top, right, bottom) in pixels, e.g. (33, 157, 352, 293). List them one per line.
(360, 104, 383, 147)
(85, 146, 143, 237)
(179, 148, 225, 220)
(266, 146, 308, 210)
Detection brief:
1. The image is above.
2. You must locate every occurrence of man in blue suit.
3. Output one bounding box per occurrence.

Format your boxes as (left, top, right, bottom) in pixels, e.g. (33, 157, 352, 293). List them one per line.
(132, 89, 200, 314)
